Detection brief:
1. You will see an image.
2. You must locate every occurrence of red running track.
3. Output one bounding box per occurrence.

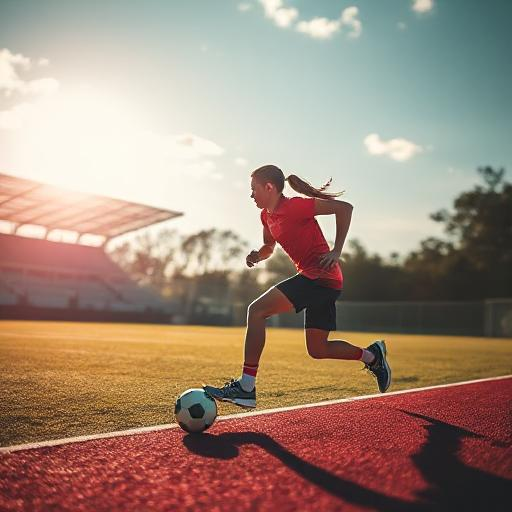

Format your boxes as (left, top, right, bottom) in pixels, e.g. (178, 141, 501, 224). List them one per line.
(1, 378, 511, 512)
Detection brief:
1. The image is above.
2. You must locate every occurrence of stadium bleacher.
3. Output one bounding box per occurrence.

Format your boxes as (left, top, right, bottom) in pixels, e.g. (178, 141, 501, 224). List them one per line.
(0, 173, 183, 322)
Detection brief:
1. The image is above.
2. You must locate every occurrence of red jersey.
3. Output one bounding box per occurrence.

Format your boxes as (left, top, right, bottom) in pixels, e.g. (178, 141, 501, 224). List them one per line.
(261, 196, 343, 290)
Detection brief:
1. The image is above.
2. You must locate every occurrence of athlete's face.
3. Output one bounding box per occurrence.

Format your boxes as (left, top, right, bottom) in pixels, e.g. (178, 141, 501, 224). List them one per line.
(251, 178, 277, 209)
(250, 178, 273, 209)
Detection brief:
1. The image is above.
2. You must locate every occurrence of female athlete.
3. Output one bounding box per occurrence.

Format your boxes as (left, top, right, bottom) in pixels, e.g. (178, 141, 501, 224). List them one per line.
(204, 164, 391, 408)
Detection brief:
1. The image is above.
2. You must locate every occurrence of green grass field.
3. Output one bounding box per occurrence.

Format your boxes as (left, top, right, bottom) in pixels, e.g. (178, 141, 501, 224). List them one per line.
(1, 320, 511, 447)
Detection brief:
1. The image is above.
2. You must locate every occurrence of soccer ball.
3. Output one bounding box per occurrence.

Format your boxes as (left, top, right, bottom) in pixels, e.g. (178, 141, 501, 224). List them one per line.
(174, 388, 218, 433)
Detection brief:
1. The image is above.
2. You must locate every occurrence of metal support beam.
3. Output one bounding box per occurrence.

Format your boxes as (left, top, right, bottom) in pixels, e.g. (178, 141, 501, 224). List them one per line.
(0, 182, 43, 207)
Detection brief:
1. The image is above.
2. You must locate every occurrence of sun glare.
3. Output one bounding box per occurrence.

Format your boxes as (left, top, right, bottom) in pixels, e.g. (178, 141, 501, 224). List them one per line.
(11, 87, 148, 194)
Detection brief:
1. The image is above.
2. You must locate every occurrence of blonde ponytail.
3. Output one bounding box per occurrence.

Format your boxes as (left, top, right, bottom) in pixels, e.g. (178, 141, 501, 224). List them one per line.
(286, 174, 343, 199)
(251, 165, 344, 198)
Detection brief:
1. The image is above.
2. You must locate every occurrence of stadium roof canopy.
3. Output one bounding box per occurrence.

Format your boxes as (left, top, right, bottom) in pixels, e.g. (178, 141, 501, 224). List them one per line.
(0, 173, 183, 241)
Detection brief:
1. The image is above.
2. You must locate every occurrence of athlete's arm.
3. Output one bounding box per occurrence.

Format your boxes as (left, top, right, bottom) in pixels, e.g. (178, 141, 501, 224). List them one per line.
(314, 198, 353, 268)
(314, 198, 353, 217)
(258, 225, 276, 260)
(246, 225, 276, 267)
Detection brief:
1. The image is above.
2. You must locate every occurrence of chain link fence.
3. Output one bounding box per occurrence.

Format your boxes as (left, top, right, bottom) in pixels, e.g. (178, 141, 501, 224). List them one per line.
(484, 299, 512, 337)
(271, 299, 512, 337)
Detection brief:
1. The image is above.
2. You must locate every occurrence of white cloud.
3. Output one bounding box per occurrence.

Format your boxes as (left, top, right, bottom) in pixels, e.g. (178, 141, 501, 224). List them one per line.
(256, 2, 362, 40)
(296, 6, 362, 40)
(273, 7, 299, 28)
(0, 48, 59, 97)
(259, 0, 298, 28)
(364, 133, 423, 162)
(296, 17, 341, 39)
(38, 58, 50, 67)
(412, 0, 434, 14)
(235, 157, 249, 167)
(238, 2, 252, 12)
(173, 133, 225, 158)
(341, 6, 362, 39)
(0, 48, 30, 71)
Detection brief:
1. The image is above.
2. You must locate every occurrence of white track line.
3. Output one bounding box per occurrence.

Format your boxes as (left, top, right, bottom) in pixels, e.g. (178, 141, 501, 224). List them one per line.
(1, 374, 510, 455)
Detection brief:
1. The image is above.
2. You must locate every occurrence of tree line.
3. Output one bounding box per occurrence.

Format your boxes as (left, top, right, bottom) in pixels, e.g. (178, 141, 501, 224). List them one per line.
(108, 167, 511, 305)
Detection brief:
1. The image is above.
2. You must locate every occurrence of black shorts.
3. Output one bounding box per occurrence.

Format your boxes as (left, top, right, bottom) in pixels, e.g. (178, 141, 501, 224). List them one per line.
(274, 273, 342, 331)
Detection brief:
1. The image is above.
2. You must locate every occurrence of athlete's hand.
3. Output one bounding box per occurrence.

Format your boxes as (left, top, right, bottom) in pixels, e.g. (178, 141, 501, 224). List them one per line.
(246, 250, 261, 268)
(319, 249, 341, 269)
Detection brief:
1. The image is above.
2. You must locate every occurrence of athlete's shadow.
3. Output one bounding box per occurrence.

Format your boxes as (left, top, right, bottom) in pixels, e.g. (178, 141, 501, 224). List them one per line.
(183, 411, 511, 511)
(400, 410, 510, 511)
(184, 431, 413, 511)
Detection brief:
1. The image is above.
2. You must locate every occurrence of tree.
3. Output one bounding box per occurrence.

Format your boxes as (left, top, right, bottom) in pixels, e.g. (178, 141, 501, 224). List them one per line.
(341, 240, 409, 300)
(262, 247, 296, 285)
(108, 229, 179, 291)
(430, 167, 510, 257)
(229, 268, 266, 305)
(405, 166, 512, 298)
(179, 229, 248, 275)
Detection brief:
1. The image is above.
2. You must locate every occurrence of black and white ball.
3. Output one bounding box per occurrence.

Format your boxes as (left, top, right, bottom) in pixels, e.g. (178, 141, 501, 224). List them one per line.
(174, 388, 218, 433)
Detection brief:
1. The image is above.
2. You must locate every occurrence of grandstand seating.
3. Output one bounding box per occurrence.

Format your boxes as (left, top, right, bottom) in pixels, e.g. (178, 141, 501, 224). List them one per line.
(0, 233, 171, 319)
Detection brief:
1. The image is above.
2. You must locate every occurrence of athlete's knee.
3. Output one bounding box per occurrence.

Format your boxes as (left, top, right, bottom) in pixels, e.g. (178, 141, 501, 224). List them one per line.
(305, 330, 329, 359)
(306, 340, 328, 359)
(247, 300, 270, 319)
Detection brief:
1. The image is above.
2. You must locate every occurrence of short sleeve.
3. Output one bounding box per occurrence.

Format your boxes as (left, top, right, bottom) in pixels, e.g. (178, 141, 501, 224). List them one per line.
(290, 197, 315, 220)
(260, 209, 268, 227)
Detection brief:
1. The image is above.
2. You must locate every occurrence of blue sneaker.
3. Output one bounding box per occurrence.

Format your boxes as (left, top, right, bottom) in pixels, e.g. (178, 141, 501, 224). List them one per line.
(203, 378, 256, 409)
(365, 340, 392, 393)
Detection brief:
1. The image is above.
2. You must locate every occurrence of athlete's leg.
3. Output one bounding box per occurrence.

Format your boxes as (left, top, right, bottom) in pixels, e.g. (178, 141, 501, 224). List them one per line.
(244, 286, 295, 365)
(304, 328, 392, 392)
(304, 328, 363, 360)
(203, 286, 295, 407)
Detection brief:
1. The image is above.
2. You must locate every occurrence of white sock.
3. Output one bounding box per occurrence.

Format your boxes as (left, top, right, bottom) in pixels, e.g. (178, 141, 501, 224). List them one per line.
(360, 349, 375, 365)
(239, 363, 258, 392)
(239, 374, 255, 392)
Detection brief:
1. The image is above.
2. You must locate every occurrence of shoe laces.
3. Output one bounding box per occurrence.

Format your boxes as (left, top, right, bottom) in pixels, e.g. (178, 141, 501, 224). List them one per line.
(222, 378, 239, 389)
(362, 365, 376, 380)
(362, 357, 382, 378)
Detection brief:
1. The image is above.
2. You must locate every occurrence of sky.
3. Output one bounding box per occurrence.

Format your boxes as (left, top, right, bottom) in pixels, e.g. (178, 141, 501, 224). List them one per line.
(1, 0, 511, 258)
